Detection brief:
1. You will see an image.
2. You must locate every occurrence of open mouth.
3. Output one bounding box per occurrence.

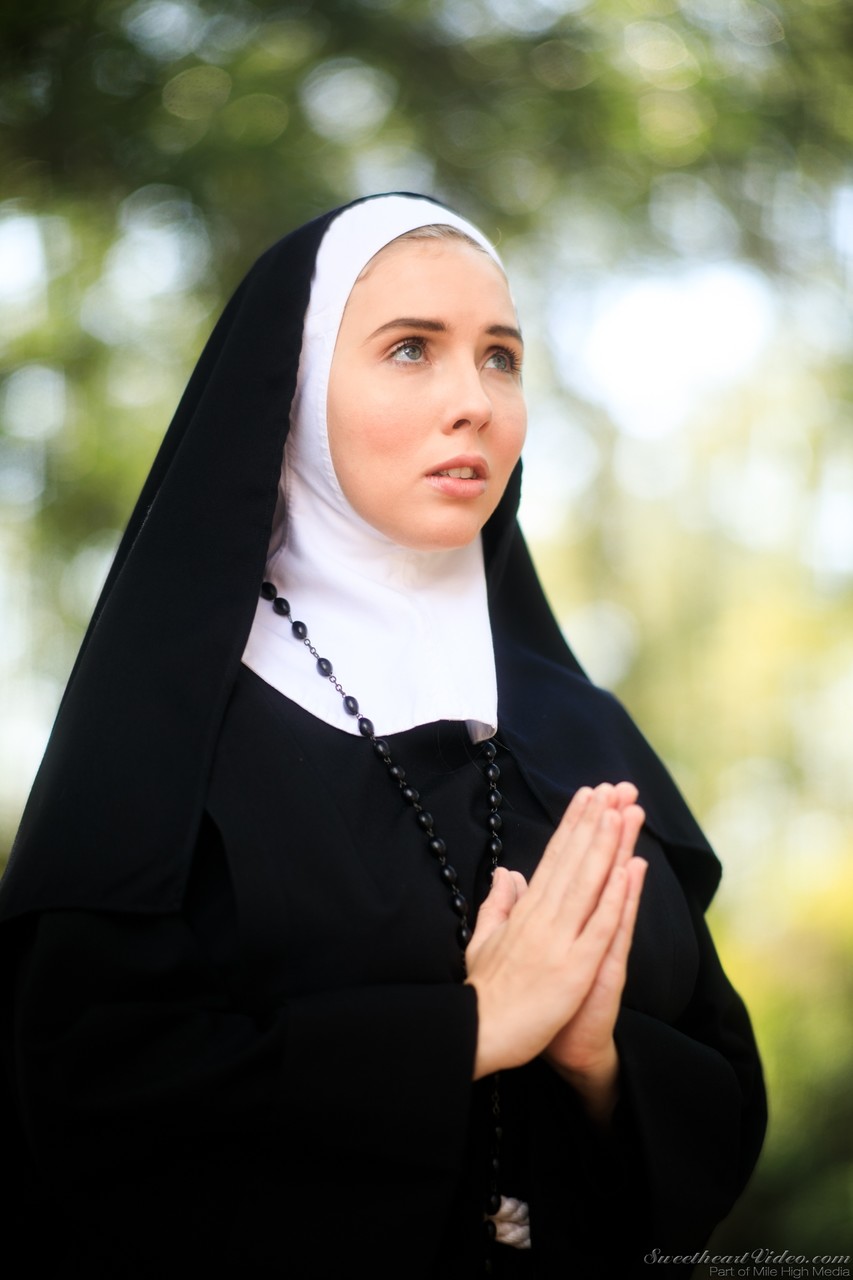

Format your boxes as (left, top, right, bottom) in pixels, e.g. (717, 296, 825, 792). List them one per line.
(425, 461, 489, 498)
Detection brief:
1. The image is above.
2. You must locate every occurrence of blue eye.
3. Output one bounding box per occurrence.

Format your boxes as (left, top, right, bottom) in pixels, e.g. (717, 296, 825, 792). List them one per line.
(391, 339, 426, 363)
(485, 348, 518, 373)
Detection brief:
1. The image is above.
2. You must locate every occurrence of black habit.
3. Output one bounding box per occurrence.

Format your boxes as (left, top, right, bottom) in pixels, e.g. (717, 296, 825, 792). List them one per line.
(0, 194, 765, 1278)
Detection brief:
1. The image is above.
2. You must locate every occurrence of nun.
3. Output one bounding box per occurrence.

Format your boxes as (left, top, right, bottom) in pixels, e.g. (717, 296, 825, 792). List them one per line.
(0, 194, 765, 1278)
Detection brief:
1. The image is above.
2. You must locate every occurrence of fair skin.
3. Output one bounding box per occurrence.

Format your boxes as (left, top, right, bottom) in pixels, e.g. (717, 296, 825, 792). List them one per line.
(327, 236, 647, 1123)
(467, 782, 647, 1124)
(327, 237, 527, 552)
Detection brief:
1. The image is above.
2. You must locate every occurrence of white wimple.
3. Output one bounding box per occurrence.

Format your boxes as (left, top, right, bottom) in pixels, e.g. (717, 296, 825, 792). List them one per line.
(243, 194, 506, 741)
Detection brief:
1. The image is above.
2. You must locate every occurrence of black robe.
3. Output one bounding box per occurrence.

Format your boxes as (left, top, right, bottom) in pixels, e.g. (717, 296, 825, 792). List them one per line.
(0, 194, 765, 1277)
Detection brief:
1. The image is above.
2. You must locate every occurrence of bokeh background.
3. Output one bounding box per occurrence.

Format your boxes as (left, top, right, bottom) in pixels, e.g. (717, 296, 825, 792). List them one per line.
(2, 0, 851, 1263)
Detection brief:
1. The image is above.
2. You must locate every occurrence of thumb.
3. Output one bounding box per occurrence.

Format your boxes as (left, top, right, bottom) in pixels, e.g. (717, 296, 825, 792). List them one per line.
(467, 868, 527, 963)
(481, 865, 521, 922)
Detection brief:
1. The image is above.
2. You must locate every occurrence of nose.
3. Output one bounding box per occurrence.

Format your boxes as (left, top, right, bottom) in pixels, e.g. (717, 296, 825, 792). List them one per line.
(445, 360, 493, 433)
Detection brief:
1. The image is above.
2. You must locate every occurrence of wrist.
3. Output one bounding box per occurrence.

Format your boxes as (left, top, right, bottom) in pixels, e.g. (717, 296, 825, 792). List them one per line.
(545, 1041, 620, 1127)
(466, 978, 495, 1080)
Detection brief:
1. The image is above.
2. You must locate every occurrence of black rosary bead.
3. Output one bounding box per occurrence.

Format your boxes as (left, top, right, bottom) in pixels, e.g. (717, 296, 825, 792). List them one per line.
(451, 892, 468, 916)
(457, 922, 472, 948)
(486, 1191, 501, 1216)
(342, 695, 359, 716)
(388, 763, 406, 781)
(489, 836, 503, 858)
(482, 741, 496, 761)
(273, 596, 290, 616)
(416, 811, 434, 831)
(317, 657, 333, 677)
(401, 786, 419, 805)
(428, 836, 447, 858)
(488, 789, 502, 809)
(292, 620, 308, 639)
(372, 737, 391, 758)
(440, 864, 458, 885)
(487, 813, 502, 832)
(260, 581, 277, 600)
(485, 763, 500, 784)
(484, 1219, 497, 1243)
(358, 717, 374, 737)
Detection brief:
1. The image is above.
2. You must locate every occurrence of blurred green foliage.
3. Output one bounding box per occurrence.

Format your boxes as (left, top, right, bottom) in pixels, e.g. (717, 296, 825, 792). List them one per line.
(1, 0, 851, 1265)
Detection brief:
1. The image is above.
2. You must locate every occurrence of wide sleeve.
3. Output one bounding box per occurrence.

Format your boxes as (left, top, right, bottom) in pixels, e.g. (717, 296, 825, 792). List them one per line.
(10, 821, 480, 1273)
(505, 861, 766, 1279)
(613, 893, 766, 1248)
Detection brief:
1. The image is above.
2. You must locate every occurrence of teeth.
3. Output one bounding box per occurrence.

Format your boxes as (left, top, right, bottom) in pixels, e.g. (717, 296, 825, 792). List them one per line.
(438, 467, 476, 479)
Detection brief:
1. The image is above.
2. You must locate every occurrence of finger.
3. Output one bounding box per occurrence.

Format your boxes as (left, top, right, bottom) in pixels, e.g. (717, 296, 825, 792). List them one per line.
(623, 855, 648, 929)
(540, 783, 637, 891)
(533, 783, 616, 886)
(560, 859, 631, 995)
(611, 781, 639, 811)
(547, 785, 594, 841)
(562, 783, 599, 832)
(507, 870, 528, 899)
(596, 855, 648, 981)
(614, 802, 645, 867)
(467, 867, 520, 962)
(482, 865, 521, 920)
(547, 801, 627, 934)
(565, 780, 636, 827)
(542, 859, 648, 1077)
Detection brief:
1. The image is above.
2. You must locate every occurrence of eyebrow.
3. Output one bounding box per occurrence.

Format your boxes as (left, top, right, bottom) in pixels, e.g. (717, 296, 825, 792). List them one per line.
(366, 317, 524, 345)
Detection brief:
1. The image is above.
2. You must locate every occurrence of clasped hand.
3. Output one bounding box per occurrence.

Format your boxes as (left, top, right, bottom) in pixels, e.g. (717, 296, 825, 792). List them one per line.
(464, 782, 647, 1117)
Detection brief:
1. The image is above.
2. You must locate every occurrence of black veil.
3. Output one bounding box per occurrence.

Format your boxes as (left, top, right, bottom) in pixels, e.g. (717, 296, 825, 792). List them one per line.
(0, 193, 720, 923)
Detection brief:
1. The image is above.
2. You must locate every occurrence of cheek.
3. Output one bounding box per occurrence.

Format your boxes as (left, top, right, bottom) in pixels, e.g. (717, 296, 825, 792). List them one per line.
(514, 408, 528, 454)
(328, 384, 410, 487)
(499, 398, 527, 467)
(349, 404, 408, 470)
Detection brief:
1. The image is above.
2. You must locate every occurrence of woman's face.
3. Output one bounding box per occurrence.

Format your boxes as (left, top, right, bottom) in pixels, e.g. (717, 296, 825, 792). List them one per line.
(326, 237, 527, 551)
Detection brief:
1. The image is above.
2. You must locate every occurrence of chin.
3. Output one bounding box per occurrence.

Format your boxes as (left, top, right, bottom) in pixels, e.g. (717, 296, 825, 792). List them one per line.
(394, 519, 483, 553)
(394, 524, 481, 555)
(365, 495, 496, 552)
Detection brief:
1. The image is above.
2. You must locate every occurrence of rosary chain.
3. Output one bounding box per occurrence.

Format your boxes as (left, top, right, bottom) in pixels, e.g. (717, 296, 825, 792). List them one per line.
(262, 581, 506, 1261)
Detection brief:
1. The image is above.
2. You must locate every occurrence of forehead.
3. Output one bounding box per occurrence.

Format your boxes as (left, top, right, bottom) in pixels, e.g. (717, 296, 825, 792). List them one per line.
(344, 237, 515, 321)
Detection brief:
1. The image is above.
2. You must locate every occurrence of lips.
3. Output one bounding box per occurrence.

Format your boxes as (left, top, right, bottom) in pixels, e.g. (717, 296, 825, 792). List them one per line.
(428, 456, 489, 480)
(425, 455, 489, 500)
